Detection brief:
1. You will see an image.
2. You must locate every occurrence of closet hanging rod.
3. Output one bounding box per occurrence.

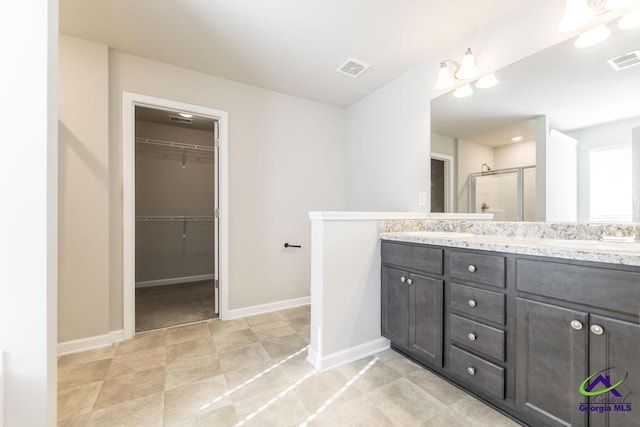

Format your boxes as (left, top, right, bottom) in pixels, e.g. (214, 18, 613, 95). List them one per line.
(135, 137, 215, 153)
(135, 215, 215, 222)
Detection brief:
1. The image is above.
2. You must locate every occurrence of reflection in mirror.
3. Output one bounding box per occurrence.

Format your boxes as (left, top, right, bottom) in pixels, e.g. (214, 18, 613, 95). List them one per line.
(431, 22, 640, 222)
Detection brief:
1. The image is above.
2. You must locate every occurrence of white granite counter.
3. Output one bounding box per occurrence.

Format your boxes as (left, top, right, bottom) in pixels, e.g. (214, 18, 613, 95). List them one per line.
(381, 231, 640, 266)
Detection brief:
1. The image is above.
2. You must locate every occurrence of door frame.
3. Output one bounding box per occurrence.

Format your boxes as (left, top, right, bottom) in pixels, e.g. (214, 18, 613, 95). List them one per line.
(122, 91, 229, 339)
(430, 152, 455, 212)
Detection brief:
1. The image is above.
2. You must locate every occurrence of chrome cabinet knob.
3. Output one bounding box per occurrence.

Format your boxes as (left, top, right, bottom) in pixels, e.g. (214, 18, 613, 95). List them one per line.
(591, 324, 604, 335)
(571, 320, 583, 330)
(407, 278, 413, 285)
(400, 276, 406, 283)
(468, 299, 477, 308)
(467, 366, 476, 375)
(468, 264, 477, 273)
(468, 332, 477, 341)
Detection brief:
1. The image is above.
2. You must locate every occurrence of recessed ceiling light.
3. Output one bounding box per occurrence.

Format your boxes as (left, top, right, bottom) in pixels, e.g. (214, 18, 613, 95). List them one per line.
(179, 113, 193, 118)
(512, 136, 524, 142)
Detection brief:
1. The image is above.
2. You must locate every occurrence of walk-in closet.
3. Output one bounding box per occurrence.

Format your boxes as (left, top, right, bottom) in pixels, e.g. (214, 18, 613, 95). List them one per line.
(134, 106, 218, 332)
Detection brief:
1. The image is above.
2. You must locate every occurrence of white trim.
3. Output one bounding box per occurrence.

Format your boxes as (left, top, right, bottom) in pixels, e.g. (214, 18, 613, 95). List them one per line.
(122, 92, 230, 339)
(227, 296, 310, 320)
(135, 274, 214, 288)
(308, 337, 390, 372)
(0, 351, 4, 427)
(431, 152, 455, 213)
(57, 330, 125, 356)
(308, 212, 428, 221)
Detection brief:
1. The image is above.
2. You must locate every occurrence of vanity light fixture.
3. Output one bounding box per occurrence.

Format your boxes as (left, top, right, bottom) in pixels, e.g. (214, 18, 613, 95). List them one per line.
(575, 24, 612, 48)
(179, 112, 193, 118)
(559, 0, 597, 32)
(618, 7, 640, 29)
(475, 73, 498, 89)
(453, 84, 474, 98)
(434, 48, 479, 90)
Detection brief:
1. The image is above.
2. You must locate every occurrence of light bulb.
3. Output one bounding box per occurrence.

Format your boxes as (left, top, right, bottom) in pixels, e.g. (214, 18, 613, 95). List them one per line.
(434, 63, 455, 90)
(558, 0, 596, 32)
(619, 7, 640, 29)
(475, 73, 498, 89)
(453, 84, 473, 98)
(456, 49, 479, 80)
(575, 24, 611, 48)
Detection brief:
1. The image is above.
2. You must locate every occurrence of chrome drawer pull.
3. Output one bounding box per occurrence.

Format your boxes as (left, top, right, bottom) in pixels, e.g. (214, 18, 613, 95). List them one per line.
(467, 264, 477, 273)
(407, 278, 413, 285)
(468, 332, 477, 341)
(467, 366, 476, 375)
(468, 299, 477, 308)
(400, 276, 406, 283)
(590, 324, 604, 335)
(570, 320, 583, 330)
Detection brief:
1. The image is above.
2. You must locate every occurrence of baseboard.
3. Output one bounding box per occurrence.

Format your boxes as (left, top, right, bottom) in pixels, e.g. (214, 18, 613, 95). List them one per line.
(58, 329, 125, 356)
(311, 337, 390, 372)
(135, 274, 214, 288)
(227, 296, 310, 320)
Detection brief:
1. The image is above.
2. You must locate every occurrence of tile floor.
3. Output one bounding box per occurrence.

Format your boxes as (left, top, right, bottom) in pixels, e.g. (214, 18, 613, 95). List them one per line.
(58, 305, 521, 426)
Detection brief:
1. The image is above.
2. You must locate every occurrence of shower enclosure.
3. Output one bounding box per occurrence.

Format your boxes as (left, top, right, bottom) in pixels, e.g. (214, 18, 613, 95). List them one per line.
(469, 166, 536, 221)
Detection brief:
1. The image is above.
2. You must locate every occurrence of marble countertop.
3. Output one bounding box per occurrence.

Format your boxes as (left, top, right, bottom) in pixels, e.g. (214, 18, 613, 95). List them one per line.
(380, 231, 640, 266)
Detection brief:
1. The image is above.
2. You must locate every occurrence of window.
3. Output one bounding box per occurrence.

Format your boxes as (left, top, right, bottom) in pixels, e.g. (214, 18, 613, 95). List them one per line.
(589, 144, 632, 223)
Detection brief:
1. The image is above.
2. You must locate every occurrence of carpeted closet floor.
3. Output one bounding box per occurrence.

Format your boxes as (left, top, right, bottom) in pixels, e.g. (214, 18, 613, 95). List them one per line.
(135, 280, 216, 332)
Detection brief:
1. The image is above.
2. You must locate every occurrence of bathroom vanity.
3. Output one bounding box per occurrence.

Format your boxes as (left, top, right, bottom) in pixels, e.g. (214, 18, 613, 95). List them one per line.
(381, 231, 640, 427)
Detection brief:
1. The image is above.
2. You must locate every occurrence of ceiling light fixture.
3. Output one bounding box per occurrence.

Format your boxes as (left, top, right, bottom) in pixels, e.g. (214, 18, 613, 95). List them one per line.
(618, 7, 640, 29)
(512, 136, 524, 142)
(453, 84, 474, 98)
(575, 24, 612, 47)
(434, 48, 479, 90)
(475, 73, 498, 89)
(179, 113, 193, 118)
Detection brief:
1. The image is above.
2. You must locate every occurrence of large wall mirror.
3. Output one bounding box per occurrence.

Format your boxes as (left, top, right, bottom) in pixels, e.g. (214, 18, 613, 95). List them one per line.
(430, 22, 640, 223)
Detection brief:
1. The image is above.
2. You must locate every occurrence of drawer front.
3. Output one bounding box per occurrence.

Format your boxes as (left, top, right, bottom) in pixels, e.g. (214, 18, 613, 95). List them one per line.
(516, 258, 640, 317)
(450, 251, 505, 288)
(449, 345, 505, 400)
(449, 314, 505, 362)
(450, 283, 505, 325)
(382, 241, 443, 276)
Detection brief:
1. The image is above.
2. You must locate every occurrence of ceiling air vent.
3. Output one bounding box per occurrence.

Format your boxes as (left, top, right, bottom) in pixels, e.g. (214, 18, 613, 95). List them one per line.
(336, 58, 370, 78)
(168, 115, 193, 125)
(607, 50, 640, 71)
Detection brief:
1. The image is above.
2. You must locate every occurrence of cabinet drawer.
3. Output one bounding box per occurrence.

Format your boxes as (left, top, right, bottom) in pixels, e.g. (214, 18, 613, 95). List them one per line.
(450, 251, 505, 288)
(450, 283, 505, 325)
(381, 241, 443, 276)
(516, 258, 640, 317)
(449, 345, 505, 400)
(449, 314, 505, 362)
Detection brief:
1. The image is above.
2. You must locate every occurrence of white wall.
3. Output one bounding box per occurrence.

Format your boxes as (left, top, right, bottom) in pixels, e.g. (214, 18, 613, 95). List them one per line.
(493, 140, 536, 169)
(457, 138, 494, 213)
(0, 1, 58, 425)
(58, 35, 110, 342)
(345, 1, 574, 213)
(431, 133, 456, 157)
(106, 50, 347, 329)
(546, 130, 578, 222)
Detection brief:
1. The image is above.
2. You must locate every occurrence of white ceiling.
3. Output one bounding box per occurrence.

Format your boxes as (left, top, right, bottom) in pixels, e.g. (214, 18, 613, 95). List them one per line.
(431, 23, 640, 146)
(59, 0, 526, 107)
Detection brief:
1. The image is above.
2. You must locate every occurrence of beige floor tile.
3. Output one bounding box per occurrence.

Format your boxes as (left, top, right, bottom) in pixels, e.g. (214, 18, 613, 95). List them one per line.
(294, 369, 362, 413)
(276, 352, 316, 383)
(208, 318, 249, 334)
(93, 367, 164, 410)
(116, 329, 167, 356)
(167, 322, 212, 345)
(366, 377, 447, 426)
(105, 346, 166, 379)
(260, 333, 308, 359)
(217, 342, 271, 372)
(166, 336, 216, 364)
(307, 395, 394, 427)
(277, 306, 310, 320)
(212, 329, 259, 352)
(378, 350, 423, 376)
(57, 382, 102, 420)
(285, 316, 311, 334)
(251, 320, 296, 341)
(406, 368, 468, 406)
(165, 353, 222, 390)
(420, 409, 468, 427)
(233, 387, 310, 427)
(170, 404, 237, 427)
(164, 374, 232, 425)
(223, 360, 291, 402)
(58, 359, 111, 390)
(57, 413, 92, 427)
(88, 392, 164, 427)
(336, 357, 402, 393)
(58, 345, 117, 369)
(450, 396, 521, 427)
(244, 312, 285, 327)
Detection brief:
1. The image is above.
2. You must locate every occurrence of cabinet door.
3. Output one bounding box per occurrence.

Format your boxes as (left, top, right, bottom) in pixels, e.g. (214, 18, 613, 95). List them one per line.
(589, 315, 640, 427)
(381, 266, 409, 348)
(408, 274, 443, 366)
(516, 298, 588, 427)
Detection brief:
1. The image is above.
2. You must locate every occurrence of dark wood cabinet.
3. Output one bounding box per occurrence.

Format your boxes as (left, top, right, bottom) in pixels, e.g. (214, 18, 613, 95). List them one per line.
(381, 266, 410, 349)
(408, 274, 443, 366)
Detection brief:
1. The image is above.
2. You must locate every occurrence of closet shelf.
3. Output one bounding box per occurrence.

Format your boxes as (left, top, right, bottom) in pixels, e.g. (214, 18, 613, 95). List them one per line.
(136, 137, 215, 153)
(136, 215, 215, 222)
